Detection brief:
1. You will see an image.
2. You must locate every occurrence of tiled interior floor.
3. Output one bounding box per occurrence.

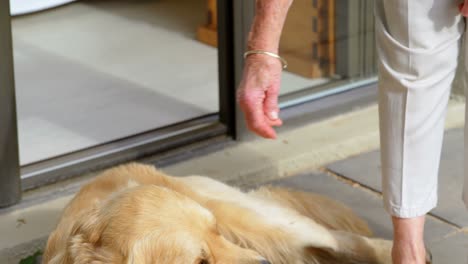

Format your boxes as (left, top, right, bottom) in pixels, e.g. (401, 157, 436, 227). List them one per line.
(12, 0, 330, 165)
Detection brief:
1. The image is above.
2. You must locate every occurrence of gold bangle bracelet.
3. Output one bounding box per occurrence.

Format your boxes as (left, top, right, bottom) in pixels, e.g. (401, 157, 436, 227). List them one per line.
(243, 50, 288, 69)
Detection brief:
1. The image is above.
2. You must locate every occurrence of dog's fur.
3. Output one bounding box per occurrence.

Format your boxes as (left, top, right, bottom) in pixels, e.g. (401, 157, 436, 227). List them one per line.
(44, 163, 395, 264)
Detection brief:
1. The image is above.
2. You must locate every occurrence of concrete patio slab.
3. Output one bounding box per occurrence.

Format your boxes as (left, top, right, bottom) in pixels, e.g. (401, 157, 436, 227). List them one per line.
(268, 173, 457, 243)
(269, 172, 467, 263)
(327, 128, 468, 228)
(429, 230, 468, 263)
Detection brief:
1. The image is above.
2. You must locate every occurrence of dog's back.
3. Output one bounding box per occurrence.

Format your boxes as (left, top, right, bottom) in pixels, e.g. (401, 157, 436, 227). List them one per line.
(250, 186, 372, 236)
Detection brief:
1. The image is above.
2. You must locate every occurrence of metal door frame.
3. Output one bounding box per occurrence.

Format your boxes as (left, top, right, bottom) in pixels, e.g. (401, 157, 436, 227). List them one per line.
(0, 0, 21, 207)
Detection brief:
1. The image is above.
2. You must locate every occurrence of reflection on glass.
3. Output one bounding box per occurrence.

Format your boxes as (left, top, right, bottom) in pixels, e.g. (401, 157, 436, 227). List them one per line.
(12, 0, 219, 165)
(280, 0, 376, 95)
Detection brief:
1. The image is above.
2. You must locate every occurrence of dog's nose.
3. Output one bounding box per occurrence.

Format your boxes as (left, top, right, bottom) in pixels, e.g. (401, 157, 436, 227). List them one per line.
(259, 260, 271, 264)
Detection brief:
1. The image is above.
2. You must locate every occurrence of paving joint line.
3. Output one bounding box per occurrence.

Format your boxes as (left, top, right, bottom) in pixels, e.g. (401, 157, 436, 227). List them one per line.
(318, 167, 384, 197)
(319, 167, 463, 230)
(440, 228, 468, 240)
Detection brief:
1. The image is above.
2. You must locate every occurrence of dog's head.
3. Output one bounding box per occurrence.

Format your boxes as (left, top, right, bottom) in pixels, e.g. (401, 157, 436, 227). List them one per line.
(59, 185, 269, 264)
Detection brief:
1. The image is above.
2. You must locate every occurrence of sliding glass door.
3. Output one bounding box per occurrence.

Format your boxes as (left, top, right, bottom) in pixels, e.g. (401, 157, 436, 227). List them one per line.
(0, 0, 378, 206)
(0, 0, 238, 205)
(13, 0, 222, 166)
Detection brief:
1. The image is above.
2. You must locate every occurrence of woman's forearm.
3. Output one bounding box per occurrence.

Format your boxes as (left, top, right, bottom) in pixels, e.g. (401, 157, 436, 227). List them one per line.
(247, 0, 294, 53)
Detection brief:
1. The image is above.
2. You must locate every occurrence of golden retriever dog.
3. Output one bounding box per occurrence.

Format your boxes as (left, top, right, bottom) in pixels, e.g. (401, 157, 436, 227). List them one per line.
(43, 163, 421, 264)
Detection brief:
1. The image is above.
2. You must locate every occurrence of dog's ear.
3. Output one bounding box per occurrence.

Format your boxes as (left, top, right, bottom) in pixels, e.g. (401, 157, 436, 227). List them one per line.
(67, 207, 121, 264)
(68, 234, 118, 264)
(70, 206, 106, 244)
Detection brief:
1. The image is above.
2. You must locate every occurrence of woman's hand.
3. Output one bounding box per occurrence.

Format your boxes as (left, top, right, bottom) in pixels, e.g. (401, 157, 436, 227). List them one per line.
(237, 54, 283, 139)
(237, 0, 293, 139)
(459, 0, 468, 16)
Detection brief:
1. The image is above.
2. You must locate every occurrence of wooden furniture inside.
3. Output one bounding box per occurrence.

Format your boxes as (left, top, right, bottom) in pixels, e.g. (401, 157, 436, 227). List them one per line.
(196, 0, 336, 78)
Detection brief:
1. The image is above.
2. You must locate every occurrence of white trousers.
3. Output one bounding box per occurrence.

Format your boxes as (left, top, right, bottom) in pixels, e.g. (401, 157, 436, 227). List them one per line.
(375, 0, 468, 218)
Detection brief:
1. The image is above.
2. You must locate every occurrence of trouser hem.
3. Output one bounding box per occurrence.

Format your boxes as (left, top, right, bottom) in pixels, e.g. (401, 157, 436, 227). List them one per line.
(384, 198, 437, 218)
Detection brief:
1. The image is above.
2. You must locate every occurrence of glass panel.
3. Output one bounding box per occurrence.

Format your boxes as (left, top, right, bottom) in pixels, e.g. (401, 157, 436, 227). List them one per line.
(279, 0, 376, 95)
(11, 0, 220, 165)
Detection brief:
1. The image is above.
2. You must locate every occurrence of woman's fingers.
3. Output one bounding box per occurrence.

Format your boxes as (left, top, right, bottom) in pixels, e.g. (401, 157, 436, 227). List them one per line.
(264, 86, 283, 128)
(238, 88, 278, 139)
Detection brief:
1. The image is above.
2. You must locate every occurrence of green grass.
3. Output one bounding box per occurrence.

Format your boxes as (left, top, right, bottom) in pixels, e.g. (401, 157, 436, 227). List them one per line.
(19, 250, 42, 264)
